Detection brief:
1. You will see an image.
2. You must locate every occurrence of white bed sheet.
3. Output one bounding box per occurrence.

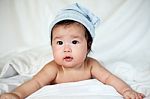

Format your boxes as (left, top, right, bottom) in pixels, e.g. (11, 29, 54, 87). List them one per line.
(26, 79, 150, 99)
(27, 79, 122, 99)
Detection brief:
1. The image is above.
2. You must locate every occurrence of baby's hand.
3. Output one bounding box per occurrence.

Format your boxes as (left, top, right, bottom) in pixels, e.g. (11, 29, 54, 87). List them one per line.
(0, 93, 20, 99)
(123, 89, 145, 99)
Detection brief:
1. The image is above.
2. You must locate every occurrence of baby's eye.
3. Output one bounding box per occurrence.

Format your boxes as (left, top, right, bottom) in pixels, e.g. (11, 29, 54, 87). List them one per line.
(57, 41, 63, 45)
(72, 40, 79, 44)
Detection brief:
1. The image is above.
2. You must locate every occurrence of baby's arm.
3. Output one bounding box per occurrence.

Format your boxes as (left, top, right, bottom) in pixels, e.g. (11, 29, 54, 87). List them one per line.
(0, 61, 58, 99)
(90, 58, 145, 99)
(0, 77, 44, 99)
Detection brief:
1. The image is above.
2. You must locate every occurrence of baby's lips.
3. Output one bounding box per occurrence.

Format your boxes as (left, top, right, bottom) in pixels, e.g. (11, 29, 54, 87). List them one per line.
(64, 56, 73, 62)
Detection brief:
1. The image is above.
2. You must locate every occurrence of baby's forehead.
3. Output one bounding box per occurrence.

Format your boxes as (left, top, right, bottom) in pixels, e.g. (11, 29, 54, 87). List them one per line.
(53, 30, 85, 39)
(53, 22, 86, 34)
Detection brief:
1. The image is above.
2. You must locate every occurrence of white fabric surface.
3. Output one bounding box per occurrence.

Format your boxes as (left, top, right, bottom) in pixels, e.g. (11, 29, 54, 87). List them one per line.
(26, 79, 150, 99)
(0, 45, 52, 78)
(26, 79, 122, 99)
(0, 0, 150, 98)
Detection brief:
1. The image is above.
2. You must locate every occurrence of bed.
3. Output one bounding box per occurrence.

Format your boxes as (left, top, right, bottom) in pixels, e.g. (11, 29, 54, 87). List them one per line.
(0, 0, 150, 99)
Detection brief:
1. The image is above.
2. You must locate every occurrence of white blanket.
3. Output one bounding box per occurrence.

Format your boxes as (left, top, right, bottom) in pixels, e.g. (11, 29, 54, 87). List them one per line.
(27, 79, 150, 99)
(27, 79, 122, 99)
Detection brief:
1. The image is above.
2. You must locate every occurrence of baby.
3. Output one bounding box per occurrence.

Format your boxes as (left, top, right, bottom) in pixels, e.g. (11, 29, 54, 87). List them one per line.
(0, 3, 145, 99)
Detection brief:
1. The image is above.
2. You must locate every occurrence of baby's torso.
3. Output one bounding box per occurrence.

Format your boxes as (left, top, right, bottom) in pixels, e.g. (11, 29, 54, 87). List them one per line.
(52, 69, 92, 84)
(51, 58, 93, 84)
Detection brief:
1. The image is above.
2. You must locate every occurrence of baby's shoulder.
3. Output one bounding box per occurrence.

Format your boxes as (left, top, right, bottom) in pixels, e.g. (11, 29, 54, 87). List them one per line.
(86, 57, 103, 66)
(86, 57, 99, 63)
(43, 60, 59, 71)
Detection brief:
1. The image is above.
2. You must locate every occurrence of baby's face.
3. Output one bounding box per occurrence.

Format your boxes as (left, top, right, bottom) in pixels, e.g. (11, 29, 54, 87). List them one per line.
(51, 23, 88, 68)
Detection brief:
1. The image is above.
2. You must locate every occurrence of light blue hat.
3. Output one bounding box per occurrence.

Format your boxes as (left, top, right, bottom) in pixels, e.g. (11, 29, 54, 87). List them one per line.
(49, 3, 100, 38)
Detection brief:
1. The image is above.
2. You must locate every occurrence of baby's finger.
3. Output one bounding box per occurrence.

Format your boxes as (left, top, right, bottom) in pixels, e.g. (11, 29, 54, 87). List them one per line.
(141, 93, 145, 97)
(135, 93, 140, 99)
(133, 93, 140, 99)
(138, 93, 145, 99)
(123, 96, 130, 99)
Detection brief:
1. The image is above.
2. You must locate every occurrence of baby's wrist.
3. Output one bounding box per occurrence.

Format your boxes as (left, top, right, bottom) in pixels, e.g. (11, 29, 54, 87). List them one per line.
(122, 88, 132, 95)
(11, 92, 21, 98)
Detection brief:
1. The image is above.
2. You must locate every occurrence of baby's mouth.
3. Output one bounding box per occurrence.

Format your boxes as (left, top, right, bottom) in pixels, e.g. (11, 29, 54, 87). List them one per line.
(64, 56, 73, 62)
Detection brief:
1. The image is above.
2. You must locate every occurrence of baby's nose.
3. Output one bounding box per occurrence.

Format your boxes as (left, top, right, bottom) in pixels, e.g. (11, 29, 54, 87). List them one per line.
(64, 44, 72, 52)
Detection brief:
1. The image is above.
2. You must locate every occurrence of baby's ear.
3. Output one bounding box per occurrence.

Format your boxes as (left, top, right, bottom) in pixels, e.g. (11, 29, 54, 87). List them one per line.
(87, 48, 91, 55)
(87, 41, 92, 51)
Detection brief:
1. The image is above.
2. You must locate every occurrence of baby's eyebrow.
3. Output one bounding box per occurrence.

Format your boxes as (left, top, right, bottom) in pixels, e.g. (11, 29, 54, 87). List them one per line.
(53, 36, 62, 40)
(71, 35, 82, 39)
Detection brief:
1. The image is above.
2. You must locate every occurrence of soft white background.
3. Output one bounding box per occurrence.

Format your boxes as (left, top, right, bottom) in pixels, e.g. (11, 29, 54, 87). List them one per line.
(0, 0, 126, 53)
(0, 0, 150, 72)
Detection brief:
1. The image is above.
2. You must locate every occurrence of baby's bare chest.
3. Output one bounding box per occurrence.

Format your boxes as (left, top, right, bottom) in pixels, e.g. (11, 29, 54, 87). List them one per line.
(53, 70, 92, 84)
